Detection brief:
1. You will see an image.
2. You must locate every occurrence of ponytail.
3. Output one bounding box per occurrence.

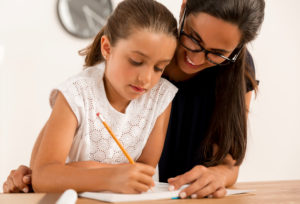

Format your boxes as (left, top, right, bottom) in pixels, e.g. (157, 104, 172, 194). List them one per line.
(79, 27, 106, 67)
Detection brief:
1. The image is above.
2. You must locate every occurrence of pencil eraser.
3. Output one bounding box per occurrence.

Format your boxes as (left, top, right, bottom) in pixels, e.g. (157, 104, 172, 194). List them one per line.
(56, 189, 77, 204)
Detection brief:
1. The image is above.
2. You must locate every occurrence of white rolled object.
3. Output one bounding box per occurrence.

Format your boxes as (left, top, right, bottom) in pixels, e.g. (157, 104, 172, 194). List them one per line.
(56, 189, 77, 204)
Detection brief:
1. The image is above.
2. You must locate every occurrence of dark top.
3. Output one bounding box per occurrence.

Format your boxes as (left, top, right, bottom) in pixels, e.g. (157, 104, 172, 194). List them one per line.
(159, 53, 256, 182)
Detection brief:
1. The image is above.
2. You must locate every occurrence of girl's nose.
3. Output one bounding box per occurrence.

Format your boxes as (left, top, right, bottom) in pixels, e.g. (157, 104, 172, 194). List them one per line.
(137, 66, 152, 85)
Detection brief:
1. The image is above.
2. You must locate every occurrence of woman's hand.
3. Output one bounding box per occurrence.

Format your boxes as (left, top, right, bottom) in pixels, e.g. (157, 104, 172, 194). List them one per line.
(107, 163, 155, 194)
(168, 165, 228, 199)
(3, 165, 32, 193)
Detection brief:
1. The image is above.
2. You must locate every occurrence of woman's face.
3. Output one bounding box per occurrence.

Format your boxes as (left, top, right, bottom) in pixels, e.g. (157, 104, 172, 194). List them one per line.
(175, 12, 241, 75)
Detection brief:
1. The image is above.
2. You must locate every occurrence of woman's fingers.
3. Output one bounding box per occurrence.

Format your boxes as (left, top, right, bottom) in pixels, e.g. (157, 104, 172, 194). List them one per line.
(6, 174, 18, 193)
(212, 187, 227, 198)
(22, 175, 31, 185)
(168, 165, 227, 199)
(12, 169, 30, 192)
(168, 165, 206, 190)
(2, 165, 32, 193)
(178, 175, 213, 198)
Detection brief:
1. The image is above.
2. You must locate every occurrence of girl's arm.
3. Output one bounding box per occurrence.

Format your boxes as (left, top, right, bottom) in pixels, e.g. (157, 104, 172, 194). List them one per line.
(30, 125, 46, 168)
(30, 124, 115, 169)
(137, 103, 172, 167)
(32, 92, 155, 193)
(168, 91, 253, 199)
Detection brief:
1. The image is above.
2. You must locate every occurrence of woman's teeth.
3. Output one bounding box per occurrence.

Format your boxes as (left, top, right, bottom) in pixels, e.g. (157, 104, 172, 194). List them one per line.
(186, 55, 195, 65)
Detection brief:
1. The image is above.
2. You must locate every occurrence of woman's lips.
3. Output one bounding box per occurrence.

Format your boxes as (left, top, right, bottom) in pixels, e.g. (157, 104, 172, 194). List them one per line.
(130, 85, 146, 93)
(184, 52, 199, 69)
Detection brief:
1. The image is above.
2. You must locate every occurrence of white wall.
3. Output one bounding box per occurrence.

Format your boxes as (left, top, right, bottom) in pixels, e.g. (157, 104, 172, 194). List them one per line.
(239, 0, 300, 181)
(0, 0, 299, 191)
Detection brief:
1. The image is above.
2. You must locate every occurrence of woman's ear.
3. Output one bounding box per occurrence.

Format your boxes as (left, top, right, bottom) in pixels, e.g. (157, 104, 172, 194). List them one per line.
(179, 0, 187, 20)
(101, 35, 111, 60)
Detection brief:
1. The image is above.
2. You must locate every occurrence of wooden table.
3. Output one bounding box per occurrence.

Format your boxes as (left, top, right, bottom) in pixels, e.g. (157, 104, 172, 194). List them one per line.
(0, 180, 299, 204)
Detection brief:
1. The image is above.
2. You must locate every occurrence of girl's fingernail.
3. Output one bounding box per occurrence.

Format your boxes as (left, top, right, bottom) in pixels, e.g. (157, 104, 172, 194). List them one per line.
(179, 192, 187, 198)
(23, 187, 29, 193)
(191, 194, 197, 199)
(168, 185, 175, 191)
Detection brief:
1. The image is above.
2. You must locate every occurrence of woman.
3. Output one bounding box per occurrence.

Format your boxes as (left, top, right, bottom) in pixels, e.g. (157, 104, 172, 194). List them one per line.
(158, 0, 264, 198)
(3, 0, 265, 198)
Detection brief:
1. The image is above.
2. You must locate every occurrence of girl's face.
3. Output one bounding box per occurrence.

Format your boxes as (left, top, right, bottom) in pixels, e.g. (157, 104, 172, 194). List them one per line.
(175, 12, 241, 75)
(102, 29, 176, 103)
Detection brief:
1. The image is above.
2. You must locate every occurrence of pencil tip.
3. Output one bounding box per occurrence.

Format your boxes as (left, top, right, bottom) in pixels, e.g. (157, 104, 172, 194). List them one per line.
(96, 112, 100, 117)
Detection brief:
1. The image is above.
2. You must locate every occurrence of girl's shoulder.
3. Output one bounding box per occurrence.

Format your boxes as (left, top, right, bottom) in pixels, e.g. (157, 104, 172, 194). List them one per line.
(60, 63, 105, 88)
(73, 63, 105, 82)
(137, 77, 177, 115)
(146, 78, 178, 101)
(153, 77, 178, 93)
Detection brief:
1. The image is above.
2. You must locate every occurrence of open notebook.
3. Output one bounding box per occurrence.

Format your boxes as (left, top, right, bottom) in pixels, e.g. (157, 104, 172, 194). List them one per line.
(79, 182, 253, 202)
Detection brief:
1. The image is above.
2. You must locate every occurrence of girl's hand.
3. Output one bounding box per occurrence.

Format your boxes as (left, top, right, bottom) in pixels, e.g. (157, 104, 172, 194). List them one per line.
(3, 165, 32, 193)
(107, 163, 155, 194)
(168, 165, 227, 199)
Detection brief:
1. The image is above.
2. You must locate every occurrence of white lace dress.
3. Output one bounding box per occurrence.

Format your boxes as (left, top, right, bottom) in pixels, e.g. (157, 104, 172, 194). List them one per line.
(49, 63, 178, 164)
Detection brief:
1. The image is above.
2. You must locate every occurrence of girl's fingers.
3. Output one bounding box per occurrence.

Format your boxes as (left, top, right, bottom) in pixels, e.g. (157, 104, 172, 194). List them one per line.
(133, 182, 152, 193)
(136, 163, 155, 176)
(136, 173, 155, 188)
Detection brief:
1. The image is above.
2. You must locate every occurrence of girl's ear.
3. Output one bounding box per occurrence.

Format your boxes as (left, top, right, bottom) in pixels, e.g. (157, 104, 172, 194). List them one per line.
(101, 35, 111, 60)
(179, 0, 187, 20)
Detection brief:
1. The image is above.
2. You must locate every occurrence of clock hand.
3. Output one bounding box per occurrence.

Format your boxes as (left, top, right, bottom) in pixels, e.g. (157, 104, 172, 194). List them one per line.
(83, 5, 107, 33)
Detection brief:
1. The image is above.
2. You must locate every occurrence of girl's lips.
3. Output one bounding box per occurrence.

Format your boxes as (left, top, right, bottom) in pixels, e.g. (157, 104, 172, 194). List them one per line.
(130, 85, 146, 93)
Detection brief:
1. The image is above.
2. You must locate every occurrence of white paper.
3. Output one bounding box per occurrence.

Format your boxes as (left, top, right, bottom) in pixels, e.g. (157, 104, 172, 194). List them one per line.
(79, 182, 253, 203)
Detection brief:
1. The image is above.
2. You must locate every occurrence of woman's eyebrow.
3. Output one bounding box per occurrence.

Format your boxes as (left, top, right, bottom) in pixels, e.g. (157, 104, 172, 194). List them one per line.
(190, 27, 231, 54)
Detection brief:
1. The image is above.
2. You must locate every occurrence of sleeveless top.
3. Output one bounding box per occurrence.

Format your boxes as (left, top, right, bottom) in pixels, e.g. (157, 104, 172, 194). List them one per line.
(49, 63, 178, 164)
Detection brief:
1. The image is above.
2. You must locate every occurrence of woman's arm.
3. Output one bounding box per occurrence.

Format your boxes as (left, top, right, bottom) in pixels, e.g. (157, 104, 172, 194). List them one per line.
(137, 103, 172, 167)
(32, 92, 155, 193)
(168, 91, 253, 199)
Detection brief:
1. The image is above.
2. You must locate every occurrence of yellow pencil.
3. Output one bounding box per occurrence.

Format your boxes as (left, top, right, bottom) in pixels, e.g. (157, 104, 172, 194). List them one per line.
(96, 112, 135, 164)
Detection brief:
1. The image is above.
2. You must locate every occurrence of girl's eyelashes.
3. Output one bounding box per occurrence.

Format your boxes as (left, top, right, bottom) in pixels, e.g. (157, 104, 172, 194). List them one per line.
(129, 58, 143, 66)
(154, 66, 164, 72)
(129, 58, 164, 72)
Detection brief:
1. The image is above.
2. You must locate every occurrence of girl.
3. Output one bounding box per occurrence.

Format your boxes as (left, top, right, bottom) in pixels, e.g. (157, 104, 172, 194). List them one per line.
(31, 0, 178, 193)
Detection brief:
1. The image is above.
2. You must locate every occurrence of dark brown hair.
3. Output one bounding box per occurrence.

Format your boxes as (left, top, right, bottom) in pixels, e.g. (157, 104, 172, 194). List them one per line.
(185, 0, 265, 166)
(79, 0, 178, 67)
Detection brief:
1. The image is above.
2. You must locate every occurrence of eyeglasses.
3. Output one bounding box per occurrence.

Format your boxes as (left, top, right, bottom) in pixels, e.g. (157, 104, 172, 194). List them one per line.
(179, 9, 242, 66)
